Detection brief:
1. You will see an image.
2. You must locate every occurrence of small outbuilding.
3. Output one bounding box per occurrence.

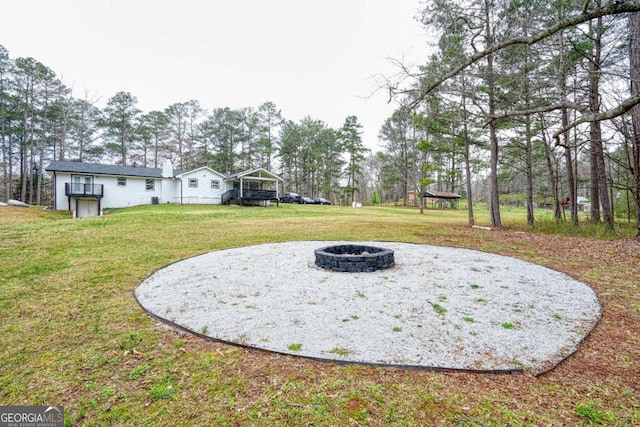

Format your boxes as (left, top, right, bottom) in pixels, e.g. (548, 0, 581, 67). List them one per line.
(423, 190, 462, 209)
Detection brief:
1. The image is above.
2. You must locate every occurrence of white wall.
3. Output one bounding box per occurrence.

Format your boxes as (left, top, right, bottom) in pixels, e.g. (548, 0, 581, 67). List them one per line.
(52, 171, 72, 210)
(97, 175, 164, 208)
(52, 172, 179, 211)
(178, 169, 227, 204)
(161, 178, 178, 204)
(52, 168, 229, 213)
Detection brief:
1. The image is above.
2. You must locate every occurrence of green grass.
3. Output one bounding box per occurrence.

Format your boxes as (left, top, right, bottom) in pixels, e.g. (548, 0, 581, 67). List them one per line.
(0, 203, 638, 426)
(329, 348, 352, 357)
(431, 303, 448, 316)
(288, 343, 303, 351)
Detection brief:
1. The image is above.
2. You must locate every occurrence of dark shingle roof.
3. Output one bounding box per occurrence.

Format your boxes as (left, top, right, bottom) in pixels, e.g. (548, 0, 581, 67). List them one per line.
(46, 160, 165, 178)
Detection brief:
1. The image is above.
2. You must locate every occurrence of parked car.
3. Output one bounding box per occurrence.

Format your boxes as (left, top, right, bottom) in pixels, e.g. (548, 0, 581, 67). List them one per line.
(280, 192, 303, 203)
(301, 197, 314, 204)
(314, 197, 331, 205)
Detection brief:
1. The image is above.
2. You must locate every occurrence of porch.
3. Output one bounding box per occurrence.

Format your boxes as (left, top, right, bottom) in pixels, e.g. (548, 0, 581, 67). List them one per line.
(221, 189, 279, 206)
(223, 168, 283, 206)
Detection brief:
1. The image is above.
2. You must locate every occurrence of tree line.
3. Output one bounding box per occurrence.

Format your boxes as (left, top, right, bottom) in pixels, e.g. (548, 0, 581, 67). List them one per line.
(0, 44, 368, 206)
(377, 0, 640, 235)
(2, 0, 640, 236)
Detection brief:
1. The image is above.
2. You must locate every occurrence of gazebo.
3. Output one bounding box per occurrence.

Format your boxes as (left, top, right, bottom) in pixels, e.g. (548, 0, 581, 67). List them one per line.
(423, 190, 462, 209)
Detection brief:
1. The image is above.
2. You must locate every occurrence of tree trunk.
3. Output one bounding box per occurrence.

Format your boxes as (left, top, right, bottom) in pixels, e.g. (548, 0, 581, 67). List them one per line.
(20, 77, 32, 203)
(558, 32, 578, 226)
(590, 139, 601, 223)
(539, 115, 562, 220)
(562, 111, 578, 225)
(28, 139, 35, 205)
(525, 115, 534, 227)
(629, 11, 640, 237)
(485, 0, 501, 227)
(0, 68, 9, 201)
(590, 13, 614, 230)
(1, 133, 7, 201)
(462, 72, 475, 226)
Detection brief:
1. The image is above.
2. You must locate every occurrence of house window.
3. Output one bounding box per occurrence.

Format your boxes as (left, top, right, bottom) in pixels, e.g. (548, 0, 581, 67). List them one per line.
(117, 177, 127, 187)
(71, 175, 93, 193)
(188, 178, 198, 188)
(145, 179, 155, 191)
(211, 180, 220, 189)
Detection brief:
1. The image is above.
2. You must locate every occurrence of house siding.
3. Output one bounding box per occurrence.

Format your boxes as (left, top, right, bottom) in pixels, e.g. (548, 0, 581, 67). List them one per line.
(178, 168, 228, 204)
(47, 162, 282, 217)
(99, 175, 164, 208)
(52, 171, 169, 211)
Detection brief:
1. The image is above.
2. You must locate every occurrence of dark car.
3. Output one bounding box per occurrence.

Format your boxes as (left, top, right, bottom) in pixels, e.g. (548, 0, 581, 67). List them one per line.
(314, 197, 331, 205)
(280, 192, 303, 203)
(301, 197, 314, 204)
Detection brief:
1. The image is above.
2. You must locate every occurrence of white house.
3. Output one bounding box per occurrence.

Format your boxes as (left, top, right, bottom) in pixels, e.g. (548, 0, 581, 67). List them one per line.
(45, 160, 282, 218)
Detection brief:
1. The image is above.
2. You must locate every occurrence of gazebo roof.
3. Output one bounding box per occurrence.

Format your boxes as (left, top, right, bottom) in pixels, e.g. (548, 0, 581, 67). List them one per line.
(424, 190, 462, 199)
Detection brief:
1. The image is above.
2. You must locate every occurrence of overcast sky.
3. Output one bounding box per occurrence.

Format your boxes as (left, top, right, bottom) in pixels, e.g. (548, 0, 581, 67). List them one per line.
(1, 0, 431, 150)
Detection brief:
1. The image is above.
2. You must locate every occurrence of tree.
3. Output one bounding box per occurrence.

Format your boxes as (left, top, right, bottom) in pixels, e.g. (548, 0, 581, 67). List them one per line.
(587, 9, 614, 230)
(0, 45, 14, 201)
(392, 0, 640, 232)
(629, 10, 640, 237)
(277, 119, 302, 191)
(256, 101, 282, 170)
(379, 110, 416, 205)
(340, 115, 368, 204)
(165, 102, 189, 169)
(68, 91, 102, 162)
(237, 106, 259, 170)
(183, 100, 203, 170)
(133, 115, 153, 167)
(14, 57, 55, 203)
(100, 91, 140, 165)
(401, 1, 640, 106)
(199, 107, 243, 173)
(316, 126, 343, 200)
(481, 0, 502, 227)
(140, 111, 169, 168)
(39, 75, 71, 204)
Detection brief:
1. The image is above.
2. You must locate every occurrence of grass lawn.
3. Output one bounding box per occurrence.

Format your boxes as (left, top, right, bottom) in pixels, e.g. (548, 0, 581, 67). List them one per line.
(1, 203, 639, 426)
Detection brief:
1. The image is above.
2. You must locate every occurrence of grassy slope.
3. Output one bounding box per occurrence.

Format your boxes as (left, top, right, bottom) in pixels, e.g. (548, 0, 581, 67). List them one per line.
(0, 204, 638, 426)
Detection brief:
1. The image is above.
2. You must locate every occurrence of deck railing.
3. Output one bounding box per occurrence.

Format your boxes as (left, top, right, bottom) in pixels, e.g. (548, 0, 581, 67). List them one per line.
(221, 189, 237, 204)
(221, 189, 277, 204)
(65, 183, 104, 197)
(241, 189, 277, 200)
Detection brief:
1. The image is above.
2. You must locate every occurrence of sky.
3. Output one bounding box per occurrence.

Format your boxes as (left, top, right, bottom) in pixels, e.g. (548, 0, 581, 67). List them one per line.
(1, 0, 431, 150)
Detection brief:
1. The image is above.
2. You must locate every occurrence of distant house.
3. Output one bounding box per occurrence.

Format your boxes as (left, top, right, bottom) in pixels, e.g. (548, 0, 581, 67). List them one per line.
(45, 160, 282, 218)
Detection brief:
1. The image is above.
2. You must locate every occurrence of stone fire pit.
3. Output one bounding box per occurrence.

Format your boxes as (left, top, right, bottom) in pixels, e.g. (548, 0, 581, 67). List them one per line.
(314, 244, 395, 272)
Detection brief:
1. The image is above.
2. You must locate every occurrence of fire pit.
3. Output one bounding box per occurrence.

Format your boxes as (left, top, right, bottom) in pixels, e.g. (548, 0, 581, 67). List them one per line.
(314, 244, 395, 272)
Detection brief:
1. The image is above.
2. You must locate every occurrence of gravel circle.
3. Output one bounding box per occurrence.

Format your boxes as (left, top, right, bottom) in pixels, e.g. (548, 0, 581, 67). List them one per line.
(135, 241, 601, 375)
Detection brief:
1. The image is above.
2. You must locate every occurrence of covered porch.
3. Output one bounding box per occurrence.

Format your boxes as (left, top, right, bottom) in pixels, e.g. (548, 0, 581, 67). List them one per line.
(223, 168, 283, 206)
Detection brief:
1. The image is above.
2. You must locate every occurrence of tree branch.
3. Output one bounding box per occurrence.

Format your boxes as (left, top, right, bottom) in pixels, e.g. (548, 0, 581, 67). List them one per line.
(552, 91, 640, 143)
(483, 101, 588, 126)
(405, 1, 640, 110)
